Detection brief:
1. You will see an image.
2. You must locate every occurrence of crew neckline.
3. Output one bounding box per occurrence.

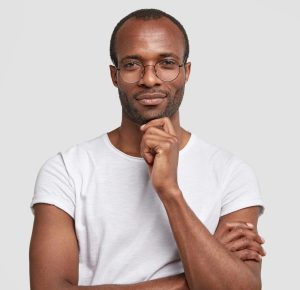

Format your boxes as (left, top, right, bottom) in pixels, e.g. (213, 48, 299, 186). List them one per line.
(104, 132, 195, 162)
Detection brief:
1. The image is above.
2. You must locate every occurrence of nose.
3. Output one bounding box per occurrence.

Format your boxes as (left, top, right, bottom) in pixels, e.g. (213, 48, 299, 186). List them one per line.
(138, 65, 162, 87)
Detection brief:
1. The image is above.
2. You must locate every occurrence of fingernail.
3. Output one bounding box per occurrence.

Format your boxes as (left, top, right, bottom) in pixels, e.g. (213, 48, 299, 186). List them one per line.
(263, 249, 267, 255)
(261, 237, 265, 243)
(246, 223, 254, 228)
(140, 124, 145, 130)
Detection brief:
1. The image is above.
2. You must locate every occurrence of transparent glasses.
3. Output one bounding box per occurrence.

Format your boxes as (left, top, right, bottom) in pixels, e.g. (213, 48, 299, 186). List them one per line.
(116, 59, 184, 83)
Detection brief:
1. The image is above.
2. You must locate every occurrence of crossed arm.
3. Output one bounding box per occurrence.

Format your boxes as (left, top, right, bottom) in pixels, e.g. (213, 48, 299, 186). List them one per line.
(30, 201, 265, 290)
(160, 191, 263, 290)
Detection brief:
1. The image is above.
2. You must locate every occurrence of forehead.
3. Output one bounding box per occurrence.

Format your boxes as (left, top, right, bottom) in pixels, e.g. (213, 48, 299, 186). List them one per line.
(115, 17, 185, 61)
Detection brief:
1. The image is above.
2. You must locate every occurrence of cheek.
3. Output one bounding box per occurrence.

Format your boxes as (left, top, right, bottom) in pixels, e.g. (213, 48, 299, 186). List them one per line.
(117, 82, 134, 96)
(169, 78, 186, 95)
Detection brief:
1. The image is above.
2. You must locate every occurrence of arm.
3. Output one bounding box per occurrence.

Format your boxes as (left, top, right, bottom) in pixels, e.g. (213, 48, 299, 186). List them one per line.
(161, 192, 263, 290)
(139, 117, 264, 290)
(29, 204, 264, 290)
(29, 204, 189, 290)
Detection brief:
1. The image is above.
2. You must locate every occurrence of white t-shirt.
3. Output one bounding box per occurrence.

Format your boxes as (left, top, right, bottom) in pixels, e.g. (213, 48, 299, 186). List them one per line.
(30, 132, 264, 286)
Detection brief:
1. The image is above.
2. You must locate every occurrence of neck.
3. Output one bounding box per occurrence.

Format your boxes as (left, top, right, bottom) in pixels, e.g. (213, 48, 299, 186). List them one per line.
(108, 111, 191, 158)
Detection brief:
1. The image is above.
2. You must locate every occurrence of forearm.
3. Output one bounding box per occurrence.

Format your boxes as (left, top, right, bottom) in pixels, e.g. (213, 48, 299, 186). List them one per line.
(60, 273, 189, 290)
(161, 191, 260, 290)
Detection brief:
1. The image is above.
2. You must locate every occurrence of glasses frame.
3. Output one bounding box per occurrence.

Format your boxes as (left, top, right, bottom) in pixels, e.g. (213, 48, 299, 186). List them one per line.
(116, 60, 185, 84)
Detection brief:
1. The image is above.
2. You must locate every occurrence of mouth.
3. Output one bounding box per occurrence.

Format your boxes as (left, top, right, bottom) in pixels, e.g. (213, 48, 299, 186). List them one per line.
(136, 93, 166, 106)
(138, 98, 166, 105)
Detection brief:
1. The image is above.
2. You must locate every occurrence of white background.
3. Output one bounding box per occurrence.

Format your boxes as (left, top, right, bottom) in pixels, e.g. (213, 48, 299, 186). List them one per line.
(1, 0, 299, 289)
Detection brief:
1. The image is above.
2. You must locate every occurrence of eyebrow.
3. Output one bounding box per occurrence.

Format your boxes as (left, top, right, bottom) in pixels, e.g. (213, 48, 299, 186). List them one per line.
(159, 53, 180, 60)
(120, 53, 180, 63)
(120, 55, 143, 62)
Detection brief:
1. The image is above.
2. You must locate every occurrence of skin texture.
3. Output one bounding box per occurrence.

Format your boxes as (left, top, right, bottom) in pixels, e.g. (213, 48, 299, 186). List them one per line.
(30, 17, 266, 290)
(108, 18, 192, 157)
(111, 17, 188, 126)
(30, 205, 265, 290)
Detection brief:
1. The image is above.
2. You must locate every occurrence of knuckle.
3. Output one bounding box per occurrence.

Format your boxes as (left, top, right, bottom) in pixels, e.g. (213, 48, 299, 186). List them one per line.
(240, 250, 248, 259)
(242, 237, 249, 244)
(168, 138, 175, 144)
(166, 140, 173, 147)
(250, 232, 259, 240)
(245, 249, 257, 259)
(172, 136, 178, 143)
(238, 228, 244, 235)
(162, 141, 172, 150)
(254, 239, 261, 246)
(235, 252, 242, 259)
(224, 222, 238, 231)
(147, 127, 156, 133)
(248, 250, 258, 259)
(252, 252, 260, 260)
(244, 249, 251, 256)
(238, 249, 245, 256)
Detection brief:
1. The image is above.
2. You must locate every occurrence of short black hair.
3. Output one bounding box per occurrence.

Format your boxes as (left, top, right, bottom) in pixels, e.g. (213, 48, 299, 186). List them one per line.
(109, 8, 189, 66)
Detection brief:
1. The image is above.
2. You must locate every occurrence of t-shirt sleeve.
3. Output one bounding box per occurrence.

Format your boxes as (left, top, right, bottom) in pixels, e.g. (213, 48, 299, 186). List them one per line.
(220, 155, 265, 217)
(30, 152, 76, 218)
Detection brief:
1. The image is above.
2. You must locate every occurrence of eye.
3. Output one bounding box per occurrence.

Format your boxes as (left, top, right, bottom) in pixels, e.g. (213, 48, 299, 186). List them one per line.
(122, 61, 142, 70)
(159, 59, 177, 69)
(161, 59, 176, 65)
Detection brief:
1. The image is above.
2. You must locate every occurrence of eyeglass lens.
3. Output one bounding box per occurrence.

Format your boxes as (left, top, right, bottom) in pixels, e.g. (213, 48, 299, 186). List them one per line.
(119, 61, 181, 83)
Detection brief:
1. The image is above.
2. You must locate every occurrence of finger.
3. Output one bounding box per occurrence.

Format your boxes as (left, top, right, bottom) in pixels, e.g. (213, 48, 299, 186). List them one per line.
(140, 136, 174, 163)
(234, 249, 262, 262)
(227, 238, 266, 256)
(224, 222, 265, 244)
(142, 149, 154, 165)
(140, 117, 176, 136)
(229, 228, 264, 244)
(216, 222, 255, 239)
(143, 126, 175, 139)
(141, 136, 176, 155)
(222, 227, 264, 244)
(225, 222, 255, 230)
(226, 222, 265, 244)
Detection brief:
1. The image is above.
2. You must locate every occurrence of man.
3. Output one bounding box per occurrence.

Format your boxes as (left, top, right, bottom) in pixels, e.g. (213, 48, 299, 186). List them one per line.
(30, 9, 265, 290)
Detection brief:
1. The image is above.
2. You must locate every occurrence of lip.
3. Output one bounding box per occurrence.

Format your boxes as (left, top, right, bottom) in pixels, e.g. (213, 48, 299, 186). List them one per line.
(136, 93, 166, 100)
(136, 93, 166, 106)
(138, 97, 166, 105)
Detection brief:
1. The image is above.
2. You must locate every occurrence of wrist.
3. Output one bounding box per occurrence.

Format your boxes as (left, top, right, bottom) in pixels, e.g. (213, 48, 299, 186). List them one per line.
(158, 187, 183, 204)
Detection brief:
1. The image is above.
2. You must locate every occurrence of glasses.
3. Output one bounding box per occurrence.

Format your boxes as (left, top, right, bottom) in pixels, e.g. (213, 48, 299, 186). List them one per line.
(116, 59, 184, 83)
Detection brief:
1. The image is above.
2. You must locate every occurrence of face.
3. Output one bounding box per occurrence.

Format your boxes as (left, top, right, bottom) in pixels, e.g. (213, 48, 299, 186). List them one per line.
(110, 17, 191, 125)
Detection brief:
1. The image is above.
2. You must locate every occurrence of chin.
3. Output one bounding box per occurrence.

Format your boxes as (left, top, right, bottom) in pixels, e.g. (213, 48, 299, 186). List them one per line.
(138, 112, 174, 125)
(128, 113, 163, 126)
(125, 104, 176, 125)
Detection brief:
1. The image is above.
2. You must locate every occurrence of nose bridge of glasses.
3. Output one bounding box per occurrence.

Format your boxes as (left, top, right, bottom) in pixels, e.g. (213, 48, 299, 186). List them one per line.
(143, 64, 156, 72)
(142, 63, 160, 78)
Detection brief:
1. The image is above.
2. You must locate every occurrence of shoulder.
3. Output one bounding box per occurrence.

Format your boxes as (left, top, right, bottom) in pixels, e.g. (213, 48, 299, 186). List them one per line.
(190, 133, 237, 170)
(38, 133, 108, 178)
(189, 133, 259, 188)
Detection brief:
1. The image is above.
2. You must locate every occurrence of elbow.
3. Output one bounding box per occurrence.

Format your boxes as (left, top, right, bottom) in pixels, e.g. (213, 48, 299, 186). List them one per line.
(30, 279, 75, 290)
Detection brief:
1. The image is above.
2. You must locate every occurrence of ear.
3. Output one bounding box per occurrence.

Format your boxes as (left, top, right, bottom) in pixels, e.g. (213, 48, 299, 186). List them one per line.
(109, 65, 118, 87)
(184, 62, 191, 83)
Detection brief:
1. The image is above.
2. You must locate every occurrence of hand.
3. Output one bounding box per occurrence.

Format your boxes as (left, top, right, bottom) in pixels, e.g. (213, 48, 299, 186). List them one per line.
(140, 117, 180, 198)
(214, 222, 266, 262)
